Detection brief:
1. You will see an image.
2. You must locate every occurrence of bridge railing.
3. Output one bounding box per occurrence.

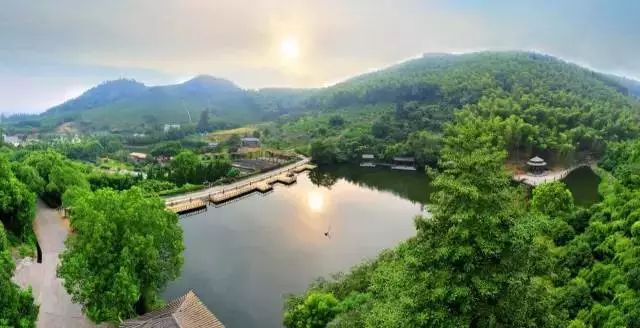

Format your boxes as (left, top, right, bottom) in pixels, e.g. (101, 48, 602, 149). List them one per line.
(166, 158, 312, 206)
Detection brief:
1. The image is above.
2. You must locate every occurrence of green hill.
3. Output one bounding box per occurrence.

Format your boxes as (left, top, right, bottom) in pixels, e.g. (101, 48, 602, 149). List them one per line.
(25, 52, 640, 144)
(264, 52, 640, 164)
(39, 75, 262, 131)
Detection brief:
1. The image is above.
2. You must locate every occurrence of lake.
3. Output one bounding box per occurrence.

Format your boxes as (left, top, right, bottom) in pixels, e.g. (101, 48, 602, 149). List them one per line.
(162, 164, 600, 327)
(163, 166, 430, 327)
(562, 166, 601, 207)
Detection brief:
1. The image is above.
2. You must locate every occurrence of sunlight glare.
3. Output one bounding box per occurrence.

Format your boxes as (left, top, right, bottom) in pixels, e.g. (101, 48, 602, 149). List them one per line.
(307, 191, 324, 212)
(280, 37, 300, 60)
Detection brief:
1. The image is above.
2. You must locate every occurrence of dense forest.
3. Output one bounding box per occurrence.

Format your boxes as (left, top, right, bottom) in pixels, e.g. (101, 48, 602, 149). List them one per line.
(283, 99, 640, 327)
(265, 52, 639, 166)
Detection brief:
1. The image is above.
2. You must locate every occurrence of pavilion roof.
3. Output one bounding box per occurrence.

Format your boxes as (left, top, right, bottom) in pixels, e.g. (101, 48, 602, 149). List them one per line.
(120, 290, 224, 328)
(527, 156, 547, 166)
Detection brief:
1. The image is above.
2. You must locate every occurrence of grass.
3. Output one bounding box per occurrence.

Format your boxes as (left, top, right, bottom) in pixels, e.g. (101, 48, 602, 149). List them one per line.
(208, 126, 257, 141)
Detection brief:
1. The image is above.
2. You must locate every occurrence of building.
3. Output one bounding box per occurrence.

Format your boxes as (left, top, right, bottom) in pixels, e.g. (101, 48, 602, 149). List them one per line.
(2, 134, 23, 147)
(392, 157, 417, 171)
(360, 154, 376, 167)
(241, 137, 260, 148)
(129, 152, 148, 163)
(526, 156, 547, 175)
(164, 124, 181, 133)
(120, 290, 224, 328)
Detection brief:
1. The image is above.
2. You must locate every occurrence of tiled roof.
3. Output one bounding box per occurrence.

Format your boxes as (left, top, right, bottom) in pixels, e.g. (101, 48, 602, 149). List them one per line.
(120, 290, 224, 328)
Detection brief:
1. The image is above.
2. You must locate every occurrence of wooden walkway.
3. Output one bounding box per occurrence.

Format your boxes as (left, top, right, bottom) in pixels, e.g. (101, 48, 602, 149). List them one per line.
(513, 163, 594, 187)
(166, 160, 316, 214)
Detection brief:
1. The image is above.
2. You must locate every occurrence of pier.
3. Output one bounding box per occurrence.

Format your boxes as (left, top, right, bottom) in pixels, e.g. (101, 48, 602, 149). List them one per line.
(166, 158, 316, 213)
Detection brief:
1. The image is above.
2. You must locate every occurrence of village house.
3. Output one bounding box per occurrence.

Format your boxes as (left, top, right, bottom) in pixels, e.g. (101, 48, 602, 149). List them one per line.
(164, 124, 181, 132)
(240, 137, 260, 148)
(129, 152, 148, 164)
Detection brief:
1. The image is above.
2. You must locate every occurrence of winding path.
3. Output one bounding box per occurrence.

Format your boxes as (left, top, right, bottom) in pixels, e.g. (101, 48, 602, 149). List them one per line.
(13, 200, 98, 328)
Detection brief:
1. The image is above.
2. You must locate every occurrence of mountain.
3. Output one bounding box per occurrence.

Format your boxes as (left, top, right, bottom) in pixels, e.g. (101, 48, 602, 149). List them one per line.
(47, 79, 147, 115)
(40, 75, 260, 131)
(605, 74, 640, 99)
(30, 52, 640, 133)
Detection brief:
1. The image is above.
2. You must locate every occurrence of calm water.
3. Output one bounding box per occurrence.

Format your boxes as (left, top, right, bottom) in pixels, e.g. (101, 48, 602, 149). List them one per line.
(162, 165, 599, 327)
(563, 166, 601, 207)
(163, 166, 430, 328)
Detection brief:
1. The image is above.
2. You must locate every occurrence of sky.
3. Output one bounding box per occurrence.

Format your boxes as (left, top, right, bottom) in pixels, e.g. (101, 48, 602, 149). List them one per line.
(1, 0, 639, 113)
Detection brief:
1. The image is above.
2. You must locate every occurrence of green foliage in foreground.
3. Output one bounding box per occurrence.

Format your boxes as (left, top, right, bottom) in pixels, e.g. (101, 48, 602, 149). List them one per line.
(0, 156, 36, 240)
(58, 187, 184, 323)
(286, 120, 640, 327)
(0, 224, 38, 327)
(285, 113, 556, 327)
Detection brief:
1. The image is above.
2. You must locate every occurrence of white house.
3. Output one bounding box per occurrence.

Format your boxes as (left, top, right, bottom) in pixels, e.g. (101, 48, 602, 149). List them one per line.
(164, 124, 181, 132)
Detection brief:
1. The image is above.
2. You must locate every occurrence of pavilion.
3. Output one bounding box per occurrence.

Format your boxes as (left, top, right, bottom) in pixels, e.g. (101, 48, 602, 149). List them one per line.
(526, 156, 547, 175)
(120, 290, 224, 328)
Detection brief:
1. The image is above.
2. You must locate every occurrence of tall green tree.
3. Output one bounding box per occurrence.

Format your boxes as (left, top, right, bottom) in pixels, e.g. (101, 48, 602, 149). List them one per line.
(0, 157, 36, 239)
(169, 151, 200, 185)
(58, 187, 184, 323)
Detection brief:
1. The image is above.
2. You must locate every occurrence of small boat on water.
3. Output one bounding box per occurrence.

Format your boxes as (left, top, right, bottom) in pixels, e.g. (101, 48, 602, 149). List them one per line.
(360, 162, 376, 167)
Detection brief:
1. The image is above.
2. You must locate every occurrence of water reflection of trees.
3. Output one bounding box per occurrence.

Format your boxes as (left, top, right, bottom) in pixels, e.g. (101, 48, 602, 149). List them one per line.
(308, 169, 339, 189)
(310, 165, 430, 204)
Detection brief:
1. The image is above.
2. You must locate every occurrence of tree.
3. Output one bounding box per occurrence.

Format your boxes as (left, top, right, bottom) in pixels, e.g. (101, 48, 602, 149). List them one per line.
(310, 139, 337, 164)
(329, 115, 345, 128)
(405, 130, 441, 166)
(0, 223, 38, 327)
(10, 162, 45, 195)
(150, 141, 182, 158)
(531, 182, 575, 217)
(408, 115, 554, 327)
(23, 150, 89, 207)
(196, 109, 210, 133)
(284, 291, 340, 328)
(58, 187, 184, 323)
(169, 151, 200, 185)
(0, 157, 36, 239)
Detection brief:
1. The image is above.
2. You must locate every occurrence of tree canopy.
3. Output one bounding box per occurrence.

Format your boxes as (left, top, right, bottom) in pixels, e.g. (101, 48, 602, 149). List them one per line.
(58, 187, 184, 323)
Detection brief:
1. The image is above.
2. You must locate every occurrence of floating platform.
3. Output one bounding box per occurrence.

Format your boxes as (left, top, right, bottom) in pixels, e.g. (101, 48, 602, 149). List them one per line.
(209, 173, 298, 205)
(391, 165, 417, 171)
(167, 199, 207, 214)
(293, 164, 317, 173)
(166, 161, 314, 212)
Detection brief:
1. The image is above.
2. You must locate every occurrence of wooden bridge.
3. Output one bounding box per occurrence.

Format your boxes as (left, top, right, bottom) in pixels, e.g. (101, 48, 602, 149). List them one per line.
(166, 159, 316, 214)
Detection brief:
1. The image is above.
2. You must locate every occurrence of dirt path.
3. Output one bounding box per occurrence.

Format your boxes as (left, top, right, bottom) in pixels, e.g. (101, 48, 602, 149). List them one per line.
(13, 200, 98, 328)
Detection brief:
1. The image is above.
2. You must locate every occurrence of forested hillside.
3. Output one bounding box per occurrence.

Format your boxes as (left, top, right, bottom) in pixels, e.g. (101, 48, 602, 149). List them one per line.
(37, 75, 262, 131)
(265, 52, 640, 166)
(12, 52, 640, 158)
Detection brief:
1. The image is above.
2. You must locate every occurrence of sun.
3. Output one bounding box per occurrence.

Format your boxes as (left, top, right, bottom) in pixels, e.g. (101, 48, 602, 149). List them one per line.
(280, 37, 300, 60)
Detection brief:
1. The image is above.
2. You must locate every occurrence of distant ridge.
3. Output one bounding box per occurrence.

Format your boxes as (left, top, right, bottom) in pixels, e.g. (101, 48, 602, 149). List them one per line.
(27, 51, 640, 131)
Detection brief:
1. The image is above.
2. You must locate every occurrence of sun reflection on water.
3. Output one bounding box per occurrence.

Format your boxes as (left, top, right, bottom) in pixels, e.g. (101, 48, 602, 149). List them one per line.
(307, 191, 325, 213)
